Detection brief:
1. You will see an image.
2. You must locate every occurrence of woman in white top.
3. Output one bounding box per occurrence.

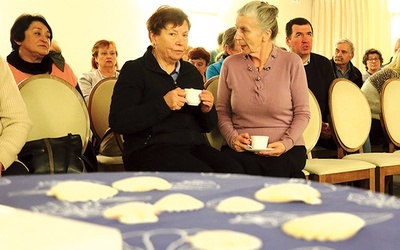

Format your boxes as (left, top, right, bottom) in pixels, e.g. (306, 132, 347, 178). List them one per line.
(79, 40, 119, 104)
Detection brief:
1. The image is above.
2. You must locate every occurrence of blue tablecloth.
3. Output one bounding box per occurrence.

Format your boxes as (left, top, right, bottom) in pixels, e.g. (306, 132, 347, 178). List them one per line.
(1, 172, 400, 249)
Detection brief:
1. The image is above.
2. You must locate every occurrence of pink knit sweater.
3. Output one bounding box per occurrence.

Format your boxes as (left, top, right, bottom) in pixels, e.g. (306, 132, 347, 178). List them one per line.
(217, 47, 310, 151)
(8, 63, 78, 87)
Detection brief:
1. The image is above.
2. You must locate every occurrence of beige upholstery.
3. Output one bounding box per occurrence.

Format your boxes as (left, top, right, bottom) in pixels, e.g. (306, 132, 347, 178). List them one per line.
(204, 76, 224, 150)
(303, 90, 322, 158)
(87, 77, 124, 172)
(329, 79, 371, 152)
(304, 89, 375, 190)
(88, 77, 117, 141)
(380, 78, 400, 152)
(18, 74, 90, 154)
(329, 78, 400, 193)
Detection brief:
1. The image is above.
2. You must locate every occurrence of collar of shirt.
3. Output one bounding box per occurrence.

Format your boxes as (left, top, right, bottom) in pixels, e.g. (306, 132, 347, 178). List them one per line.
(335, 63, 350, 78)
(170, 60, 181, 82)
(303, 55, 311, 66)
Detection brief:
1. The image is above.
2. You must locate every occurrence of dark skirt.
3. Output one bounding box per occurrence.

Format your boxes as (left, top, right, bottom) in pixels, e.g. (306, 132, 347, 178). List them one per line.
(221, 145, 306, 178)
(124, 143, 244, 174)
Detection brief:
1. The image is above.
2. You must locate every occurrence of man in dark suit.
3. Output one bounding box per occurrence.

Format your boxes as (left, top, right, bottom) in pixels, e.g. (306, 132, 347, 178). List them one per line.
(286, 17, 336, 150)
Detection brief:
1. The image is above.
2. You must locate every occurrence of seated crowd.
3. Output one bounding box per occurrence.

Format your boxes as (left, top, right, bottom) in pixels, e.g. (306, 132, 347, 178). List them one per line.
(0, 1, 398, 180)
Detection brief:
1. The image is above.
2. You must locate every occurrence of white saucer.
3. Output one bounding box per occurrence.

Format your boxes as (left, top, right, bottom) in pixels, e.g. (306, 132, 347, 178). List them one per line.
(247, 148, 274, 152)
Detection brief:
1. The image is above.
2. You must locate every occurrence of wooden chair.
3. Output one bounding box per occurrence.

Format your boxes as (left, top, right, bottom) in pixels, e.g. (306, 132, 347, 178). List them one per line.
(204, 76, 224, 150)
(380, 78, 400, 153)
(303, 89, 376, 190)
(18, 74, 90, 154)
(329, 78, 400, 193)
(87, 77, 124, 172)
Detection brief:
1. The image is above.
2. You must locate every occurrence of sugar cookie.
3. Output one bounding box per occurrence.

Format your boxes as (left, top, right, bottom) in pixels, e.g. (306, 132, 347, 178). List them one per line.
(255, 183, 321, 204)
(188, 230, 262, 250)
(216, 196, 265, 213)
(281, 212, 365, 241)
(103, 202, 158, 224)
(154, 193, 204, 213)
(47, 181, 118, 202)
(112, 176, 172, 192)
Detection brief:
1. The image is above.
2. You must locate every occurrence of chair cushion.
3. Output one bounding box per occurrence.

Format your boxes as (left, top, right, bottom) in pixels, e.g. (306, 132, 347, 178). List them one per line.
(305, 159, 375, 175)
(343, 153, 400, 167)
(96, 155, 123, 165)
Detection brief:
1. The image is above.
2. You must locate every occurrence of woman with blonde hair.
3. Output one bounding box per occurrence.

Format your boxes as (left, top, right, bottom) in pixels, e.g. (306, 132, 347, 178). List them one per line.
(79, 39, 119, 104)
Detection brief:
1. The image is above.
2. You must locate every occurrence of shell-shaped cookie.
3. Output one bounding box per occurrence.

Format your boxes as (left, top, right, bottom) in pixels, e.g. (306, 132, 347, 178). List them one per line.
(47, 181, 118, 202)
(216, 196, 265, 213)
(112, 176, 172, 192)
(254, 183, 321, 205)
(154, 193, 204, 213)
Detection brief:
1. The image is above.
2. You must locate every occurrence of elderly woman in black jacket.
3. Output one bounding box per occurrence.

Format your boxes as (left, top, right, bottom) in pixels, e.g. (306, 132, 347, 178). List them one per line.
(109, 5, 243, 174)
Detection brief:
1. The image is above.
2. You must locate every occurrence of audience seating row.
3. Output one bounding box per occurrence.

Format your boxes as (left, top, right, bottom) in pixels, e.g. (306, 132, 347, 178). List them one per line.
(204, 76, 400, 194)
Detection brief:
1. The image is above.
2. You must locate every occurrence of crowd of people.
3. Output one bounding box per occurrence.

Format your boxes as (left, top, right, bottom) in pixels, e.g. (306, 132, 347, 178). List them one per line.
(0, 1, 398, 178)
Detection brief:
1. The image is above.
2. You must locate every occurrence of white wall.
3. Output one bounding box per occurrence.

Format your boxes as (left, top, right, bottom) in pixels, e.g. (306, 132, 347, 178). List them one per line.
(0, 0, 311, 77)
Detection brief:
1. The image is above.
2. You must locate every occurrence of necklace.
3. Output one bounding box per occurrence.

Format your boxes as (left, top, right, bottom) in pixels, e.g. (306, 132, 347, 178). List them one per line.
(244, 53, 274, 82)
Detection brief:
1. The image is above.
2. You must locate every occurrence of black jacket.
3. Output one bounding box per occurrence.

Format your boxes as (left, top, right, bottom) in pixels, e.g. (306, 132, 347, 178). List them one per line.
(109, 46, 217, 156)
(305, 53, 335, 121)
(330, 58, 363, 88)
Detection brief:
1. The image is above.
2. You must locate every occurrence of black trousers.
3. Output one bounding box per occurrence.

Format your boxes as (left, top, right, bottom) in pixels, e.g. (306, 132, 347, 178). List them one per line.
(370, 118, 387, 146)
(221, 145, 306, 178)
(124, 143, 244, 174)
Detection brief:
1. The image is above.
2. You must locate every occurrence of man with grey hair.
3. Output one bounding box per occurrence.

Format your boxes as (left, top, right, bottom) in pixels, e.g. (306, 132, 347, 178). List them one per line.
(330, 38, 363, 88)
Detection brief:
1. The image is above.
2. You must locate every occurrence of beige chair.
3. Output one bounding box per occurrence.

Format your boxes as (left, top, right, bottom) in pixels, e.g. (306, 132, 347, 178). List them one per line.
(204, 76, 224, 150)
(303, 89, 376, 190)
(87, 77, 124, 172)
(18, 74, 90, 154)
(380, 78, 400, 153)
(329, 78, 400, 193)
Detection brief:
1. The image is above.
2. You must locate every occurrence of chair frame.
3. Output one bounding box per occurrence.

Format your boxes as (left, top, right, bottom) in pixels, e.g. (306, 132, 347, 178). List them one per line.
(380, 78, 400, 152)
(203, 76, 224, 150)
(18, 74, 90, 154)
(305, 89, 375, 190)
(87, 77, 118, 143)
(328, 78, 400, 193)
(87, 77, 124, 172)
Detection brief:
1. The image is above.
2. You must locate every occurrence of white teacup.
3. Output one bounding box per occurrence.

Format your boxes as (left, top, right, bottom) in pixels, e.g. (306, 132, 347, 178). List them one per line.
(184, 88, 202, 106)
(250, 135, 269, 150)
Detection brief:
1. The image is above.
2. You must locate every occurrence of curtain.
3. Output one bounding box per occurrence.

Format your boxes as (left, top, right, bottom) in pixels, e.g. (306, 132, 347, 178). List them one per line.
(311, 0, 391, 69)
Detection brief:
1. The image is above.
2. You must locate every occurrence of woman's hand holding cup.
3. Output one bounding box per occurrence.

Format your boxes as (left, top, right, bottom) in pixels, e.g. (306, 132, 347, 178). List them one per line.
(164, 88, 186, 110)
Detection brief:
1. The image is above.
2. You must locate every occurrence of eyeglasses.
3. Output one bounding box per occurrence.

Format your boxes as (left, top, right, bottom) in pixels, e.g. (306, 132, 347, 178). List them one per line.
(367, 58, 380, 62)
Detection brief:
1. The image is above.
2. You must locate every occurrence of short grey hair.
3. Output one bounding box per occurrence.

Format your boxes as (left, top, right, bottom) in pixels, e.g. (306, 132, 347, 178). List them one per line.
(336, 38, 355, 54)
(237, 1, 279, 40)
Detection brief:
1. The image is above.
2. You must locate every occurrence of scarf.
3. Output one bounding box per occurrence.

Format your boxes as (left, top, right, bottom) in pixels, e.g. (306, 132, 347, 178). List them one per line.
(368, 68, 400, 93)
(7, 50, 53, 75)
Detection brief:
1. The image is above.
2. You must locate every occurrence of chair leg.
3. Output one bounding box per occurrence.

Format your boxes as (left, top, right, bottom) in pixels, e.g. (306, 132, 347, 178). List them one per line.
(376, 168, 385, 193)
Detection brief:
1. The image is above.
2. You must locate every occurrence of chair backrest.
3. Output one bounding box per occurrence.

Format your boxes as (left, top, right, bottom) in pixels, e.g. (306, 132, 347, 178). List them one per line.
(204, 75, 220, 105)
(87, 77, 118, 141)
(303, 90, 322, 158)
(329, 78, 371, 153)
(204, 75, 224, 150)
(380, 78, 400, 149)
(18, 74, 90, 153)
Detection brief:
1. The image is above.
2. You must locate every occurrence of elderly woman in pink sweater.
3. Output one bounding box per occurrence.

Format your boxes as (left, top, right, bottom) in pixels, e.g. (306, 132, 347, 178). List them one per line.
(217, 1, 310, 178)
